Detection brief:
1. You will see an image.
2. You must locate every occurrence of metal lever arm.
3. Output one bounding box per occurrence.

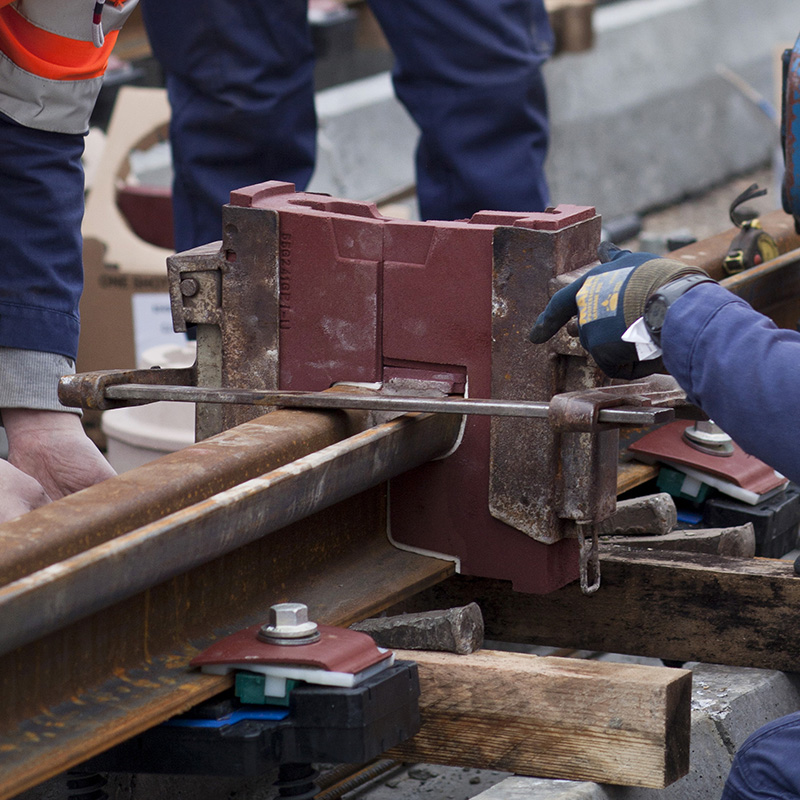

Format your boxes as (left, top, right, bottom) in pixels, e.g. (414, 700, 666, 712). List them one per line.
(93, 383, 674, 427)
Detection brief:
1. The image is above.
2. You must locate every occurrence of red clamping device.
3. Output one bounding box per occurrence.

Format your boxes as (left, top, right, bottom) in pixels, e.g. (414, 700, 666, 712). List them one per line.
(64, 182, 684, 595)
(167, 182, 679, 594)
(180, 181, 602, 594)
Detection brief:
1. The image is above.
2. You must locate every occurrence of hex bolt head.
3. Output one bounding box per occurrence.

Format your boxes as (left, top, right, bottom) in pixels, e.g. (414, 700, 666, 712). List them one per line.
(258, 602, 321, 646)
(683, 419, 734, 457)
(685, 420, 733, 445)
(272, 602, 310, 627)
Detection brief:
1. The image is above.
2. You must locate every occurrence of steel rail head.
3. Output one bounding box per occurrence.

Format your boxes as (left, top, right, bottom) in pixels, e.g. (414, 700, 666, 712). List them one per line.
(0, 412, 461, 660)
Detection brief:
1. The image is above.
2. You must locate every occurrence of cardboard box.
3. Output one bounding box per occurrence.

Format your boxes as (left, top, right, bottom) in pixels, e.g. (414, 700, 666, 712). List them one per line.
(78, 239, 174, 372)
(78, 86, 179, 373)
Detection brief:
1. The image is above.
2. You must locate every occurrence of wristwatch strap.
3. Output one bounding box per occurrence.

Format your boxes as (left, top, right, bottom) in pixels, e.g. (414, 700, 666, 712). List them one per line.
(643, 273, 716, 345)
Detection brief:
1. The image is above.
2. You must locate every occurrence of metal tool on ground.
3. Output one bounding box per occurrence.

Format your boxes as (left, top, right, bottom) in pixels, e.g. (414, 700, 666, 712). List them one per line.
(596, 493, 677, 536)
(722, 183, 779, 274)
(600, 523, 756, 557)
(80, 603, 420, 800)
(350, 603, 484, 655)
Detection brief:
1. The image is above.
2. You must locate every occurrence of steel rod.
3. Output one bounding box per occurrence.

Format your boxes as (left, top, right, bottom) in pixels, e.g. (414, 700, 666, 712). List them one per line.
(104, 384, 674, 426)
(0, 412, 461, 659)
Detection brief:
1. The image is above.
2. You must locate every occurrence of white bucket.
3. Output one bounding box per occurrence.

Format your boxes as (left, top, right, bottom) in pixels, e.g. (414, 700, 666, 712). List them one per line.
(101, 342, 196, 472)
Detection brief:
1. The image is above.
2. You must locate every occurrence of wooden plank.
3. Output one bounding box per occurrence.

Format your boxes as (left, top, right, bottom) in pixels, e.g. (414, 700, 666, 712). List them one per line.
(392, 545, 800, 672)
(616, 460, 658, 494)
(388, 648, 691, 789)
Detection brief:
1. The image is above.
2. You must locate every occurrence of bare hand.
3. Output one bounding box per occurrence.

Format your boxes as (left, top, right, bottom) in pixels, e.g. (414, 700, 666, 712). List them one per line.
(0, 458, 51, 522)
(3, 409, 116, 502)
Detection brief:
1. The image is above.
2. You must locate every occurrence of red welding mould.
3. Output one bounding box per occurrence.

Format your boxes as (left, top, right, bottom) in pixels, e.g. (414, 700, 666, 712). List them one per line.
(190, 624, 392, 674)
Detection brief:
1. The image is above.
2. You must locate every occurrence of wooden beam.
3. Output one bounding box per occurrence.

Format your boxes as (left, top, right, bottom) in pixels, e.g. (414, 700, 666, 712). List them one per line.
(616, 461, 658, 494)
(672, 208, 800, 279)
(388, 648, 691, 789)
(392, 545, 800, 672)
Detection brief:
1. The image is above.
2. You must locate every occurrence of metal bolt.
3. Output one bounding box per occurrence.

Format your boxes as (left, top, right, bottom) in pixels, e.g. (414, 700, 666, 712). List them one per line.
(685, 420, 733, 446)
(683, 420, 734, 457)
(180, 278, 199, 297)
(257, 602, 320, 646)
(566, 319, 580, 338)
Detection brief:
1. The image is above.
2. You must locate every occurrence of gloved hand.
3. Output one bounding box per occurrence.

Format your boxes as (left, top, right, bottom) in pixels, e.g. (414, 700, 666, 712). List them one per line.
(528, 244, 713, 379)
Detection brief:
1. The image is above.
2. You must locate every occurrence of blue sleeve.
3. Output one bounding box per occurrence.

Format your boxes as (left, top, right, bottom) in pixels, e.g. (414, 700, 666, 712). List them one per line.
(661, 282, 800, 483)
(0, 112, 85, 360)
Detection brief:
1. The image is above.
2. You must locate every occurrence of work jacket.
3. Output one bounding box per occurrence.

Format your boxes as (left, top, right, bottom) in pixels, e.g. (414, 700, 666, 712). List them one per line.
(0, 0, 138, 133)
(662, 282, 800, 484)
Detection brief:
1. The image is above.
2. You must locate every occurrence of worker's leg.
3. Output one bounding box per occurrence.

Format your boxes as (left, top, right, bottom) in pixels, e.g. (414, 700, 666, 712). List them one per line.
(367, 0, 552, 220)
(721, 712, 800, 799)
(142, 0, 317, 250)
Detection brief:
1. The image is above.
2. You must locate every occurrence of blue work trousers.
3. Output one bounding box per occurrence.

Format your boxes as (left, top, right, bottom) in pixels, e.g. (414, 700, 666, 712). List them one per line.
(141, 0, 552, 251)
(721, 712, 800, 799)
(0, 113, 85, 358)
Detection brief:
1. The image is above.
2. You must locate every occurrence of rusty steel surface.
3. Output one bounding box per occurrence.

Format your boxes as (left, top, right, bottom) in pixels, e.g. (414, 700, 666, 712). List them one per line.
(0, 405, 373, 586)
(59, 365, 196, 411)
(0, 495, 453, 800)
(489, 214, 604, 550)
(0, 411, 461, 659)
(191, 624, 391, 673)
(167, 206, 282, 438)
(670, 208, 800, 278)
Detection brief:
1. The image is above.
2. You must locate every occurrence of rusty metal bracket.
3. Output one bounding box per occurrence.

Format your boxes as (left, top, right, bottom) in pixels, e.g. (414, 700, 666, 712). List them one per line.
(548, 379, 688, 433)
(64, 380, 675, 427)
(58, 366, 196, 412)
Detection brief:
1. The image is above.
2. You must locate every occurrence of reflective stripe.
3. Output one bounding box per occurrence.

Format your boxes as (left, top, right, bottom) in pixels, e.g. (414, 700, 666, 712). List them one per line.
(0, 5, 118, 80)
(0, 0, 138, 133)
(0, 52, 103, 132)
(13, 0, 133, 40)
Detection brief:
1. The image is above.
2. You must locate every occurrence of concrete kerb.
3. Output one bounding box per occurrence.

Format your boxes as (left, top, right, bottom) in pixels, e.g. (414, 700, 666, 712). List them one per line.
(473, 663, 800, 800)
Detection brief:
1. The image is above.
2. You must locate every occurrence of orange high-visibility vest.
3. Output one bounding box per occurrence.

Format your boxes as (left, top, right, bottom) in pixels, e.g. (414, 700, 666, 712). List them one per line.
(0, 0, 138, 133)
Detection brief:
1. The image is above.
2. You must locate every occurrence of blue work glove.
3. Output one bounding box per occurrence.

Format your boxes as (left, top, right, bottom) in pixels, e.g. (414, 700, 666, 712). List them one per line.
(528, 244, 712, 379)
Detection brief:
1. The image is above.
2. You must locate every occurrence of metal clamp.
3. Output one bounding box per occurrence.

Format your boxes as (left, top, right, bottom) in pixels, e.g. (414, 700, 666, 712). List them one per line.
(548, 377, 688, 433)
